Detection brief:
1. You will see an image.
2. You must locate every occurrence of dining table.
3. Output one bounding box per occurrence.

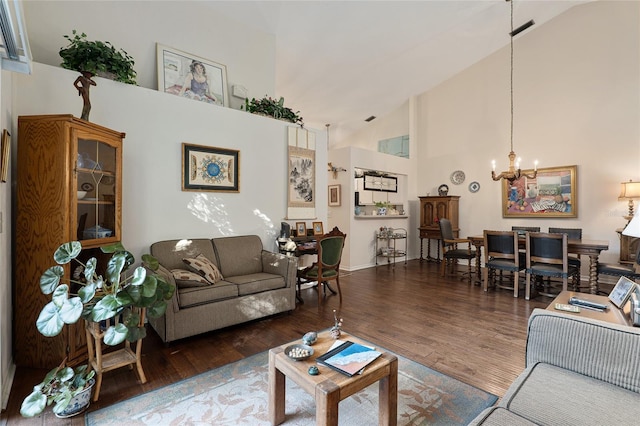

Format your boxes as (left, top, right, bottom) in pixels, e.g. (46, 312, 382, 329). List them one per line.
(467, 235, 609, 295)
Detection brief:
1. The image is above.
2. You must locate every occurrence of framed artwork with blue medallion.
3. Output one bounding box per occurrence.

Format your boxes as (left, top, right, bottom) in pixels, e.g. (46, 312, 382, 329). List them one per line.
(182, 143, 239, 192)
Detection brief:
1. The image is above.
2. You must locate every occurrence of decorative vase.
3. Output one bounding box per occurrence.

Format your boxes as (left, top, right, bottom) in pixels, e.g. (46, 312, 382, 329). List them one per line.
(54, 378, 95, 418)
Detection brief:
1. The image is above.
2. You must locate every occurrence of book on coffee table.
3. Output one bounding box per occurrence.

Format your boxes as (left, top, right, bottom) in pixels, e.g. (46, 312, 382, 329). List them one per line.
(317, 340, 382, 377)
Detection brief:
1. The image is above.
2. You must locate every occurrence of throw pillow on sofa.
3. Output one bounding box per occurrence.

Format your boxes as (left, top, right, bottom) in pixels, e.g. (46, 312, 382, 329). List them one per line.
(171, 269, 211, 288)
(183, 254, 224, 284)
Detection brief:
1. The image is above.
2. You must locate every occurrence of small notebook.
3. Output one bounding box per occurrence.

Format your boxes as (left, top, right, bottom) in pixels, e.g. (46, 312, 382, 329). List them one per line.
(316, 340, 382, 377)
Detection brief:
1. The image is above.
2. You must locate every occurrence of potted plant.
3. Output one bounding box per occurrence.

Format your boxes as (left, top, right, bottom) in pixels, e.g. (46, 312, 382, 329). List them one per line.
(59, 30, 137, 85)
(20, 241, 175, 417)
(242, 95, 304, 126)
(20, 361, 95, 418)
(375, 201, 391, 215)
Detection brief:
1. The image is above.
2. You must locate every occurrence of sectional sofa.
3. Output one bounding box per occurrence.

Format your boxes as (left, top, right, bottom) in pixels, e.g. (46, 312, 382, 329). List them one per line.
(469, 309, 640, 425)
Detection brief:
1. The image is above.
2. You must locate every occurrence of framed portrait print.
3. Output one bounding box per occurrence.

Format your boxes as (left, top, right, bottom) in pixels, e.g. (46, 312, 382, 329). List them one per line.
(157, 44, 229, 107)
(608, 276, 636, 308)
(312, 221, 324, 235)
(502, 165, 577, 218)
(182, 143, 239, 192)
(328, 184, 341, 207)
(296, 222, 307, 237)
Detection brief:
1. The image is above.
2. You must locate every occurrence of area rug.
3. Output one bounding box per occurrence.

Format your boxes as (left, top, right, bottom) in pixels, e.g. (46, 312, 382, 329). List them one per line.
(86, 347, 497, 425)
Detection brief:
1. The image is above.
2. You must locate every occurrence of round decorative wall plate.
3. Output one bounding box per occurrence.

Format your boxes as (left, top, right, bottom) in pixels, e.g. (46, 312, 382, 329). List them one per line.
(469, 181, 480, 193)
(450, 170, 465, 185)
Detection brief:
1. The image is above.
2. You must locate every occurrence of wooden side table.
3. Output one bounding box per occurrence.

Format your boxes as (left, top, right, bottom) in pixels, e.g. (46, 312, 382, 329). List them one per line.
(547, 291, 631, 326)
(268, 331, 398, 426)
(85, 307, 148, 401)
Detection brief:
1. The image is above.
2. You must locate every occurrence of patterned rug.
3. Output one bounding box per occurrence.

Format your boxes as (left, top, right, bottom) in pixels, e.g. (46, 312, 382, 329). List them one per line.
(86, 346, 497, 425)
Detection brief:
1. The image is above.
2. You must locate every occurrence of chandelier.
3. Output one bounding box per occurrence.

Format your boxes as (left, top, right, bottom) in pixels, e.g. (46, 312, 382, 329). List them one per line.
(491, 0, 537, 185)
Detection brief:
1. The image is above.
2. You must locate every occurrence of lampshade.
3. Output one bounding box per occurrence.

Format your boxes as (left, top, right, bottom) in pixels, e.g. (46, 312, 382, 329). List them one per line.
(623, 212, 640, 238)
(619, 180, 640, 200)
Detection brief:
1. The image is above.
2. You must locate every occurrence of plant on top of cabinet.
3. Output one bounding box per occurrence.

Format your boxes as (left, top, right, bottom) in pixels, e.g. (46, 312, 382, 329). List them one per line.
(59, 30, 137, 85)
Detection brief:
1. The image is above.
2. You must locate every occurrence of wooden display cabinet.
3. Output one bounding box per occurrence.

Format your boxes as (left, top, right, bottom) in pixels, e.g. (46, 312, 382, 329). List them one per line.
(14, 115, 124, 368)
(418, 196, 460, 261)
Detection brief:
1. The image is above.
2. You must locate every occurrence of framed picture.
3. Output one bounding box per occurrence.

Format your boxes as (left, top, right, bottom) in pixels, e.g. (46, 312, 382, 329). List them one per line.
(288, 145, 315, 208)
(502, 165, 577, 218)
(296, 222, 307, 237)
(182, 143, 239, 192)
(328, 184, 341, 207)
(157, 44, 229, 107)
(608, 276, 637, 309)
(0, 130, 9, 182)
(312, 221, 324, 235)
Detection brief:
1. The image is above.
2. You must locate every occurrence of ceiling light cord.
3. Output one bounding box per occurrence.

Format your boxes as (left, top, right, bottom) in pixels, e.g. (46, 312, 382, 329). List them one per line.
(510, 0, 514, 154)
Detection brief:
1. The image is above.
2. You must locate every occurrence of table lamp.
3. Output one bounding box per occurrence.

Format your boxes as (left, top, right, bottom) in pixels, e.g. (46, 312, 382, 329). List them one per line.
(623, 211, 640, 238)
(619, 180, 640, 223)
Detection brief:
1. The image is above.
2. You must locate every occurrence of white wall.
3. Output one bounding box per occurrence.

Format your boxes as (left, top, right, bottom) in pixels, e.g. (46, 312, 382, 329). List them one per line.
(0, 68, 16, 408)
(23, 1, 276, 110)
(15, 62, 327, 258)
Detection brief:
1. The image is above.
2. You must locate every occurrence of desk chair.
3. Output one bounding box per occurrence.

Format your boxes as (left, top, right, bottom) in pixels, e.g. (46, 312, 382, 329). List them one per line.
(439, 218, 476, 283)
(525, 232, 579, 300)
(483, 230, 525, 297)
(297, 226, 346, 305)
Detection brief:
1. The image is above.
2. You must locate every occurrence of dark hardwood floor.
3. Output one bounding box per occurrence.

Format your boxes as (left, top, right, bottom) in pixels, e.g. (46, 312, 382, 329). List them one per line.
(2, 260, 554, 425)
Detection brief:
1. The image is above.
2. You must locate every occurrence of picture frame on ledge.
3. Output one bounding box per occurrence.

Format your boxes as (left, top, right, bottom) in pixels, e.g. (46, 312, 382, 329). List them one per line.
(312, 221, 324, 235)
(182, 143, 239, 192)
(157, 43, 229, 107)
(296, 222, 307, 237)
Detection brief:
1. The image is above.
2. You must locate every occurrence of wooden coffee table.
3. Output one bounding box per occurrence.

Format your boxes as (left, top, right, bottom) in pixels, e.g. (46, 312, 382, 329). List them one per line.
(268, 331, 398, 426)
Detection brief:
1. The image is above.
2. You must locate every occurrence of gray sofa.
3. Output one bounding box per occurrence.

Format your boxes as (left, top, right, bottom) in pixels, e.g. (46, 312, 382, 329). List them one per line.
(148, 235, 298, 343)
(469, 308, 640, 425)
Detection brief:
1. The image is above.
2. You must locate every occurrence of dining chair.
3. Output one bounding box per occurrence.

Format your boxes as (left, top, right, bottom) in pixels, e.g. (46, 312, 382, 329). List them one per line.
(511, 226, 540, 237)
(596, 244, 640, 293)
(297, 226, 347, 305)
(525, 232, 579, 300)
(548, 227, 583, 288)
(483, 230, 525, 297)
(439, 218, 476, 283)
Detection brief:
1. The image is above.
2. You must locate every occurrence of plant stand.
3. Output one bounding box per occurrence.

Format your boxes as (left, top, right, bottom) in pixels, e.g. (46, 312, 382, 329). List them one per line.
(85, 307, 147, 401)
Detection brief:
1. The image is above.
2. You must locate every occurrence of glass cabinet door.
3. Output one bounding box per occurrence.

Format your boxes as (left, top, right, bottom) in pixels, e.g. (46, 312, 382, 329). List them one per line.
(75, 133, 120, 246)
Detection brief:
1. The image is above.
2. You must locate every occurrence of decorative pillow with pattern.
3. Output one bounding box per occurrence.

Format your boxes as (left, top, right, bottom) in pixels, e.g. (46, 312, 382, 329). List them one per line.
(183, 254, 224, 284)
(171, 269, 210, 288)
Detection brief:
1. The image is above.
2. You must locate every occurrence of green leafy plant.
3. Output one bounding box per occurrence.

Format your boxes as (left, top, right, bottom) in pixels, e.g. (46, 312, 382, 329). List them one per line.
(36, 241, 174, 346)
(20, 241, 174, 417)
(242, 96, 303, 126)
(20, 362, 95, 417)
(375, 201, 391, 209)
(59, 30, 137, 85)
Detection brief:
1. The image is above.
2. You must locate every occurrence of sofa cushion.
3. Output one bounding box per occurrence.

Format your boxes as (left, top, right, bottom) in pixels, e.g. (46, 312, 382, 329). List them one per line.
(177, 281, 239, 308)
(468, 407, 536, 426)
(151, 239, 219, 271)
(225, 273, 286, 296)
(500, 362, 640, 425)
(183, 254, 224, 283)
(212, 235, 263, 277)
(171, 269, 210, 288)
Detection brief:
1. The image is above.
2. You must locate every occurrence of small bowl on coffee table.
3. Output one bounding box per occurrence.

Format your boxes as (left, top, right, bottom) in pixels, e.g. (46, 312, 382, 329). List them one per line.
(285, 344, 314, 361)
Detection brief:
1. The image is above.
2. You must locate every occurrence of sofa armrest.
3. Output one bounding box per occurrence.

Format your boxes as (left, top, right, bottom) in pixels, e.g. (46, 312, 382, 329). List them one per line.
(262, 250, 298, 288)
(526, 308, 640, 393)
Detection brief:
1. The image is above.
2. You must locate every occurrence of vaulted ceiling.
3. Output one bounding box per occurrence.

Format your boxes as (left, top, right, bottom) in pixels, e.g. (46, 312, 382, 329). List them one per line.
(205, 1, 592, 144)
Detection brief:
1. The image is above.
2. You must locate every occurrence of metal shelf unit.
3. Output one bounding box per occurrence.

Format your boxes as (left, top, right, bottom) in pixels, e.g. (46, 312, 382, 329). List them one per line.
(375, 227, 407, 266)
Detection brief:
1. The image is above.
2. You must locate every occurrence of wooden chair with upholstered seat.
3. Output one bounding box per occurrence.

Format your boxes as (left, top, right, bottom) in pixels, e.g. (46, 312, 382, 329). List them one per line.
(483, 230, 525, 297)
(439, 218, 476, 283)
(297, 226, 346, 305)
(525, 232, 579, 300)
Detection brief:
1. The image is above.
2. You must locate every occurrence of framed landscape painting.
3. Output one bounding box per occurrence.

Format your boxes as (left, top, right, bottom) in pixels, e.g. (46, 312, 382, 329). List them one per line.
(502, 165, 577, 218)
(182, 143, 239, 192)
(157, 44, 229, 107)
